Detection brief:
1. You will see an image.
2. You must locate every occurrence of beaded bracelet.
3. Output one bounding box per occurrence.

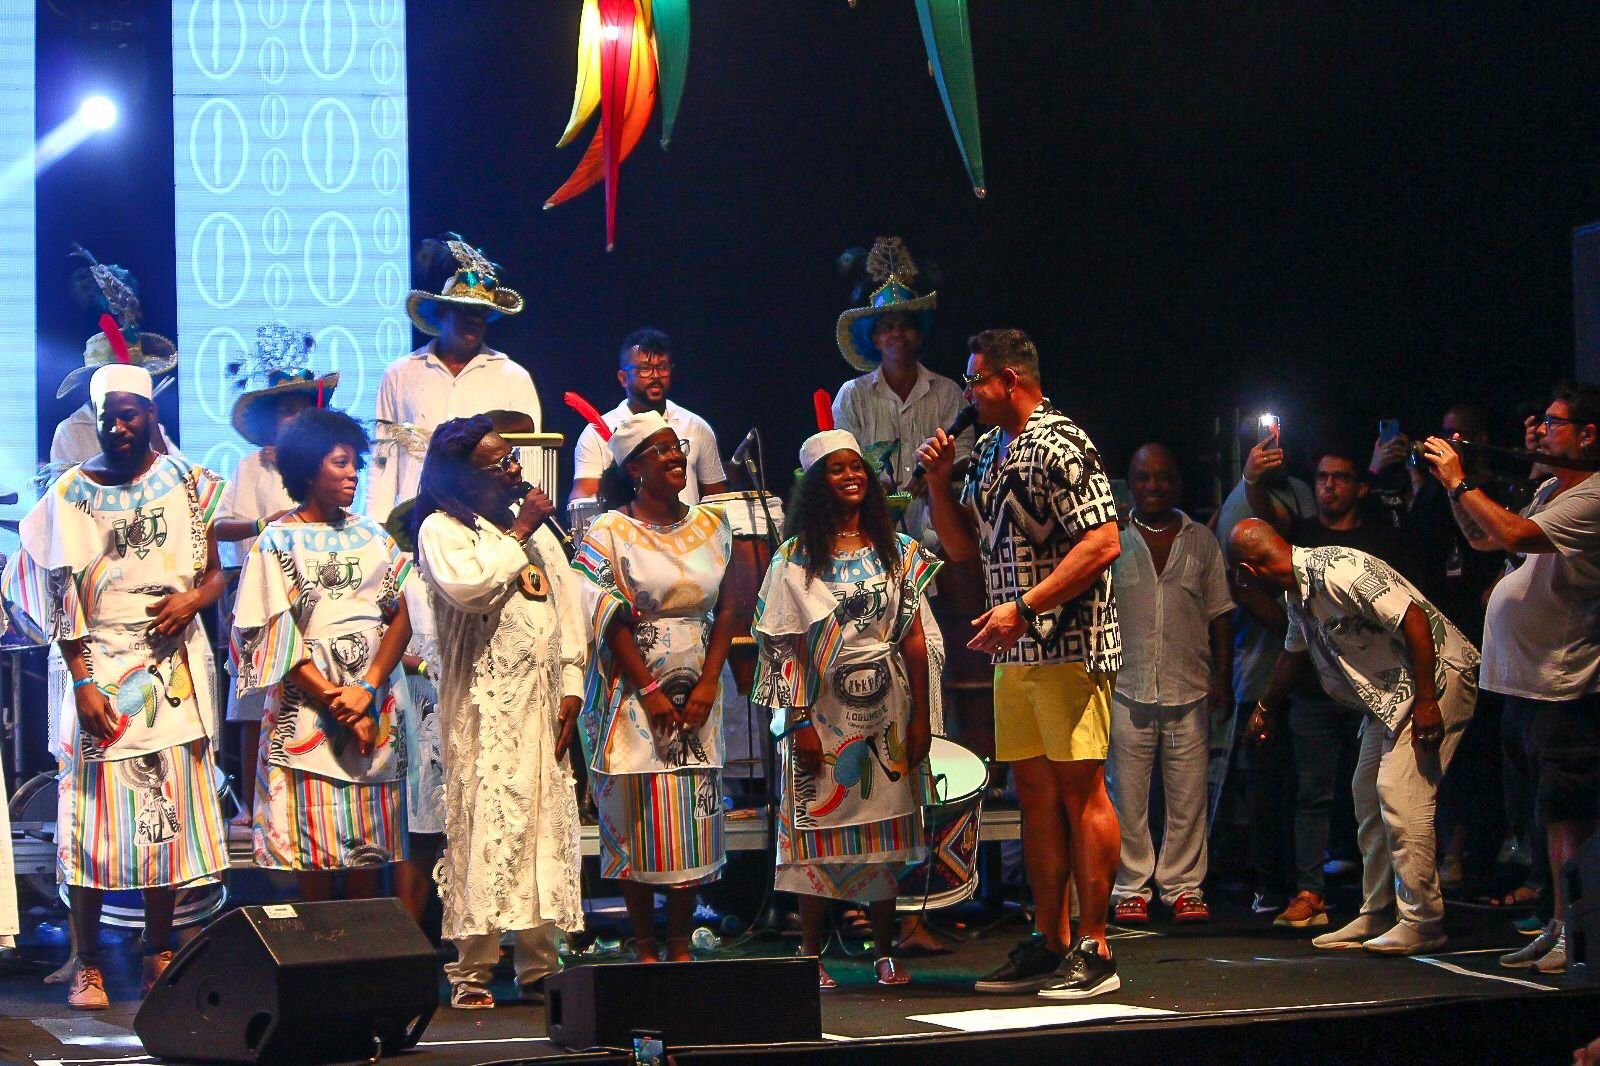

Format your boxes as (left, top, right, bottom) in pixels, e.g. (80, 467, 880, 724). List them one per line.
(254, 516, 269, 535)
(637, 678, 662, 698)
(775, 712, 814, 740)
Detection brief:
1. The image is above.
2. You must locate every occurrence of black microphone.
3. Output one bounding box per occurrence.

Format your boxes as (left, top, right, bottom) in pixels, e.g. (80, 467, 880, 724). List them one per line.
(910, 405, 978, 480)
(513, 481, 576, 559)
(730, 426, 758, 465)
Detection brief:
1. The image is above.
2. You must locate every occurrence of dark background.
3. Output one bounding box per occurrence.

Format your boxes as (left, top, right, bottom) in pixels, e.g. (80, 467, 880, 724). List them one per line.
(32, 2, 1600, 507)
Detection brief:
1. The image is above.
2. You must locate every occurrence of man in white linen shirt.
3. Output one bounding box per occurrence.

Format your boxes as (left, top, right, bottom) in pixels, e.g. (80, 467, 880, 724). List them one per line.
(1108, 445, 1232, 925)
(367, 238, 544, 523)
(570, 329, 727, 505)
(1235, 519, 1480, 956)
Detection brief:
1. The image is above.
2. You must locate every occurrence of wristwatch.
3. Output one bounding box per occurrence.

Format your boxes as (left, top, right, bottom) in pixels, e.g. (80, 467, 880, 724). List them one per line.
(1014, 594, 1039, 628)
(1449, 479, 1478, 502)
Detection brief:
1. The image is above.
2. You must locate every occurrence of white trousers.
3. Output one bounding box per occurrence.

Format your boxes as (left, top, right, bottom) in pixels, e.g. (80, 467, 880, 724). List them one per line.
(1352, 702, 1469, 933)
(1109, 695, 1210, 904)
(445, 923, 560, 989)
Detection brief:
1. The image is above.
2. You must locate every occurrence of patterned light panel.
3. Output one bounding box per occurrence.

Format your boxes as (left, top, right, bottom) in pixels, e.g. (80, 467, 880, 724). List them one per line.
(172, 0, 412, 479)
(0, 0, 34, 525)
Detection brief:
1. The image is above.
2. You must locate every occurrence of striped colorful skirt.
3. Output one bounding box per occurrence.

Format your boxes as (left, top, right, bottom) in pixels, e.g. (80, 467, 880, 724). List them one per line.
(593, 768, 724, 887)
(57, 738, 228, 891)
(252, 747, 406, 871)
(774, 811, 925, 903)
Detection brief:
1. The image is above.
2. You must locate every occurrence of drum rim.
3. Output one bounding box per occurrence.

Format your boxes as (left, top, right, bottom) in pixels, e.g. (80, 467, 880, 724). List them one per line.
(924, 735, 988, 807)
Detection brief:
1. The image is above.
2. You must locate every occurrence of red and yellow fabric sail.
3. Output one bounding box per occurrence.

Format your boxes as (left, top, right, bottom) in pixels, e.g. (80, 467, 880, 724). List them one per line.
(547, 0, 663, 250)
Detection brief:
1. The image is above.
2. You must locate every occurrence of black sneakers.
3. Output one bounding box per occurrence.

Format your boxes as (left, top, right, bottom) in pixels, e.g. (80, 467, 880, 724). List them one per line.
(1038, 937, 1120, 1000)
(973, 934, 1064, 993)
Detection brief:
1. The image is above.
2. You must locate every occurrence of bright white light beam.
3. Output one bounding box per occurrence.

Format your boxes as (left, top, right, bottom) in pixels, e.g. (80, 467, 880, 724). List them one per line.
(0, 95, 119, 199)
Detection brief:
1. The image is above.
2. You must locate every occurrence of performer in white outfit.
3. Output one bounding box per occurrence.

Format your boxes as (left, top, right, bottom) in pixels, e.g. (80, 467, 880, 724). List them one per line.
(754, 428, 937, 989)
(214, 323, 334, 823)
(413, 415, 583, 1009)
(2, 363, 229, 1010)
(368, 235, 543, 919)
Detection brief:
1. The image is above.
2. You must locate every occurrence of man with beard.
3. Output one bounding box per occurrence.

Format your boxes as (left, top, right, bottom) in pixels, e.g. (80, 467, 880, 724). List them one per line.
(1244, 441, 1413, 930)
(1420, 382, 1600, 975)
(1107, 444, 1233, 925)
(918, 329, 1123, 999)
(571, 329, 727, 505)
(2, 363, 229, 1009)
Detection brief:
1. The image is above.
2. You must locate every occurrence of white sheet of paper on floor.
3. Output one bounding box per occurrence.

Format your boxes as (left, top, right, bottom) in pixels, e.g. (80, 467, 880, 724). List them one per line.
(908, 1003, 1177, 1033)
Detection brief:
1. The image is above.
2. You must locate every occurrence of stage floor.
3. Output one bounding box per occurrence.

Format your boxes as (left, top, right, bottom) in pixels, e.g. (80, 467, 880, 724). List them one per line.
(0, 893, 1591, 1065)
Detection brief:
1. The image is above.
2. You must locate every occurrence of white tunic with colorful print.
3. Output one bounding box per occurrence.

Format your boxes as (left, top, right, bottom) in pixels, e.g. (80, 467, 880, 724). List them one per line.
(574, 505, 731, 884)
(231, 514, 413, 869)
(754, 534, 937, 900)
(1, 454, 229, 889)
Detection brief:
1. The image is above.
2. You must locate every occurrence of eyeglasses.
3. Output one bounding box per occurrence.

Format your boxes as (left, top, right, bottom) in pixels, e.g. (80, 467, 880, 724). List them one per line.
(477, 452, 518, 475)
(1314, 471, 1358, 485)
(961, 370, 1001, 390)
(640, 437, 691, 460)
(1541, 414, 1583, 429)
(628, 361, 674, 379)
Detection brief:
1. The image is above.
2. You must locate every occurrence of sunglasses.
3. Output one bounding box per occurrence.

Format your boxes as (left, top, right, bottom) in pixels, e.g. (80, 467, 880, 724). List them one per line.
(478, 452, 518, 475)
(961, 370, 1004, 390)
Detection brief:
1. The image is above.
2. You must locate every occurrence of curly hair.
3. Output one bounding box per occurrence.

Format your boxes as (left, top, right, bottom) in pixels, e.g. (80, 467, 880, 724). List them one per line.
(412, 414, 509, 537)
(782, 455, 901, 585)
(274, 408, 368, 504)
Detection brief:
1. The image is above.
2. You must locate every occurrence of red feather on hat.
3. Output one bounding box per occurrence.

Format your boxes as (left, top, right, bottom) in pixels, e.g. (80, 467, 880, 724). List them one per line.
(813, 389, 834, 432)
(100, 313, 132, 364)
(564, 391, 613, 441)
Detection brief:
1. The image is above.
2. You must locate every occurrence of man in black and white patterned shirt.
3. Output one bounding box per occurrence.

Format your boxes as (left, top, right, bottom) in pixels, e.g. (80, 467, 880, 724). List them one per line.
(919, 328, 1123, 1000)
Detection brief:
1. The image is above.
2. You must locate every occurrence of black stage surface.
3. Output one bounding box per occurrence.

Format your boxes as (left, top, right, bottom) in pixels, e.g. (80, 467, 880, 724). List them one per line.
(0, 896, 1593, 1065)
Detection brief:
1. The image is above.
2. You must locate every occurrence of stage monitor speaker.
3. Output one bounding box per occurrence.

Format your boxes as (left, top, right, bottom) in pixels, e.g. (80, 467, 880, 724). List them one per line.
(1573, 221, 1600, 382)
(1568, 830, 1600, 981)
(134, 898, 438, 1065)
(545, 958, 820, 1051)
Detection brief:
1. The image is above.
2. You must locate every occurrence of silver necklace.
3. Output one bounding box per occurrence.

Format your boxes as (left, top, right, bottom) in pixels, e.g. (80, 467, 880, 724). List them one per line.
(1132, 514, 1177, 534)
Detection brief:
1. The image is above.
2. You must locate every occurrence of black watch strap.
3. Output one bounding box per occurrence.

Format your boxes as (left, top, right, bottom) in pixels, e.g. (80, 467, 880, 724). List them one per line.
(1449, 479, 1478, 502)
(1014, 595, 1039, 626)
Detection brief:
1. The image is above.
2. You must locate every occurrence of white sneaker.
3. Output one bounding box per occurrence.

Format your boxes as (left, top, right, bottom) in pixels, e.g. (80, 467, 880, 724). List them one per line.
(1501, 920, 1562, 968)
(1363, 922, 1446, 956)
(1532, 931, 1567, 974)
(1312, 912, 1389, 950)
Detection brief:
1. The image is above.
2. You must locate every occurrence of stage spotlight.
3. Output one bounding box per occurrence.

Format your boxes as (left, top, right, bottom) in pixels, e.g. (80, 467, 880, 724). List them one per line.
(77, 95, 118, 132)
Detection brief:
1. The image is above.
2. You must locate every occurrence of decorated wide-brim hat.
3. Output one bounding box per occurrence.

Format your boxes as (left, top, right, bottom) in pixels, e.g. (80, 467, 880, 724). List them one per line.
(56, 331, 178, 399)
(835, 237, 937, 373)
(231, 371, 340, 446)
(405, 236, 524, 336)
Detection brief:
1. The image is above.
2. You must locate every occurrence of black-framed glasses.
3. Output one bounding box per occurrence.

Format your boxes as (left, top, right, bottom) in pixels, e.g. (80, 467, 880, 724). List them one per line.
(478, 452, 518, 475)
(640, 437, 691, 460)
(628, 361, 674, 379)
(1541, 414, 1582, 429)
(961, 370, 1001, 389)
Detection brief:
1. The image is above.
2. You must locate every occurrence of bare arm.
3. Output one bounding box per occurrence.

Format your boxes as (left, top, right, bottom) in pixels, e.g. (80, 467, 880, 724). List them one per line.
(571, 476, 602, 501)
(683, 564, 742, 730)
(1421, 436, 1551, 553)
(1242, 441, 1291, 532)
(969, 521, 1120, 655)
(699, 479, 730, 497)
(1256, 649, 1309, 715)
(916, 428, 980, 562)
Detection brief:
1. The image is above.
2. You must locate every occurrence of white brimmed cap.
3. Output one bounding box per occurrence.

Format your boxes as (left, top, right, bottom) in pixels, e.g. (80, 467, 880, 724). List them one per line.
(607, 410, 674, 465)
(799, 429, 861, 473)
(89, 363, 154, 412)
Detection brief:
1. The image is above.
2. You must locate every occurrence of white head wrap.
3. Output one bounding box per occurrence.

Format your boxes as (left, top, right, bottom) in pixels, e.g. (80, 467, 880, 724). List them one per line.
(89, 363, 154, 413)
(799, 429, 861, 473)
(607, 410, 674, 465)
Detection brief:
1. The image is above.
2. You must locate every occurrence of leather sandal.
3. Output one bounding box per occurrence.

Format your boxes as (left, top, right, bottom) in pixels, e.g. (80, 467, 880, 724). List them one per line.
(449, 984, 495, 1010)
(875, 957, 910, 987)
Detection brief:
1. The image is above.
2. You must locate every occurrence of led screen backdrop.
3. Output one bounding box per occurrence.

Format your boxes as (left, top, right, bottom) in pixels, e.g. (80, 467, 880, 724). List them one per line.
(0, 0, 34, 525)
(172, 0, 412, 480)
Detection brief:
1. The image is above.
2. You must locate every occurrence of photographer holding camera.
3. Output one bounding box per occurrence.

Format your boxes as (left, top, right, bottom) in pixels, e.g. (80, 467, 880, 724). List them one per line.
(1418, 381, 1600, 975)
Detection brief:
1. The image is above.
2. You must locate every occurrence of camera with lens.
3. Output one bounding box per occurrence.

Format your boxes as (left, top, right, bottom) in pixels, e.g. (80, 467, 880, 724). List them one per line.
(1409, 437, 1464, 468)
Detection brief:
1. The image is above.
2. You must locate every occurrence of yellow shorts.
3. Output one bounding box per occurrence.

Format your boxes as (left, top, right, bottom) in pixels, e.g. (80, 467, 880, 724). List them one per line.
(993, 663, 1115, 763)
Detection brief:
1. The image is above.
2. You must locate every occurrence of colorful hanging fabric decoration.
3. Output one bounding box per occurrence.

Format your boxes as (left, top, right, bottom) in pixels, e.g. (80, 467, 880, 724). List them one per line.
(549, 0, 686, 250)
(914, 0, 986, 197)
(652, 0, 690, 148)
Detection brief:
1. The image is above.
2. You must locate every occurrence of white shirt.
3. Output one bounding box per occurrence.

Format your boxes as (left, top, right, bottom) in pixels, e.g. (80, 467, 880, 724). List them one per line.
(50, 402, 181, 466)
(1481, 473, 1600, 699)
(1112, 512, 1233, 705)
(1284, 545, 1479, 732)
(366, 343, 543, 522)
(832, 363, 973, 486)
(216, 447, 296, 567)
(571, 398, 726, 505)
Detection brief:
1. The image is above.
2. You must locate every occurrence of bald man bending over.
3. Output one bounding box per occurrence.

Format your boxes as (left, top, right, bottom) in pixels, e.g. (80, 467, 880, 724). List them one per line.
(1232, 519, 1479, 955)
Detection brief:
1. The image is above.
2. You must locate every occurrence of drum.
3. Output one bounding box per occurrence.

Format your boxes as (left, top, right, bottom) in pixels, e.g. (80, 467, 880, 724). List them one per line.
(701, 492, 784, 696)
(567, 496, 607, 543)
(896, 736, 988, 913)
(9, 769, 230, 929)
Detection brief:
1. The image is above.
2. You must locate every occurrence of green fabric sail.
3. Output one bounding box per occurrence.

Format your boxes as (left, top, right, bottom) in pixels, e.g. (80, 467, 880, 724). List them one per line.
(914, 0, 987, 197)
(654, 0, 691, 148)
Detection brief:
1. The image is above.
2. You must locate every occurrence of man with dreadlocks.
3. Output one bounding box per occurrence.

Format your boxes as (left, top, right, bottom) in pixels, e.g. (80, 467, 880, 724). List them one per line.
(413, 416, 585, 1010)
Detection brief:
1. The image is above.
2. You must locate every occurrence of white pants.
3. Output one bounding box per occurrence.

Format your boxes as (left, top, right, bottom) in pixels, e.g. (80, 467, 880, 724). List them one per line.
(1352, 703, 1468, 933)
(1109, 695, 1210, 904)
(445, 923, 560, 989)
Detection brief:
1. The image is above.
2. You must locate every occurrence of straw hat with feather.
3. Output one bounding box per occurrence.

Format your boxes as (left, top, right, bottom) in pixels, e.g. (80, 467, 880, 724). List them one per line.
(58, 244, 178, 398)
(405, 235, 524, 336)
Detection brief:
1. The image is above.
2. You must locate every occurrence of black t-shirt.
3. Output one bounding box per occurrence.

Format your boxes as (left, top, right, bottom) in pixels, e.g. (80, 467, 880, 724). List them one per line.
(1287, 512, 1416, 582)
